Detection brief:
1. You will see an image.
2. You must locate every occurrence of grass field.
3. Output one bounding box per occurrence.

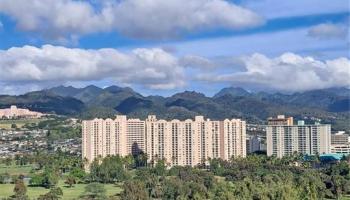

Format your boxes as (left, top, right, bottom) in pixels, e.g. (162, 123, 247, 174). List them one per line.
(0, 164, 34, 176)
(0, 118, 45, 130)
(0, 164, 122, 199)
(0, 181, 122, 199)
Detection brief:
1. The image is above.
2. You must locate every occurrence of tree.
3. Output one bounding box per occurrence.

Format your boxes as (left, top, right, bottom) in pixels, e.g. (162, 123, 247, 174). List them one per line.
(69, 167, 86, 183)
(29, 168, 59, 188)
(123, 155, 135, 169)
(42, 168, 59, 188)
(12, 179, 28, 200)
(4, 157, 12, 166)
(29, 174, 44, 186)
(11, 123, 17, 129)
(64, 176, 76, 188)
(332, 175, 344, 199)
(121, 180, 148, 200)
(162, 178, 184, 200)
(135, 170, 161, 198)
(134, 153, 148, 168)
(153, 159, 166, 176)
(89, 155, 128, 183)
(296, 172, 326, 200)
(80, 183, 107, 200)
(210, 181, 235, 200)
(38, 187, 63, 200)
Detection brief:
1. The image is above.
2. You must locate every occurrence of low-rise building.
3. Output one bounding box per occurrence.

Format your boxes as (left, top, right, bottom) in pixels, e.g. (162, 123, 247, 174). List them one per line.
(0, 105, 44, 119)
(331, 131, 350, 154)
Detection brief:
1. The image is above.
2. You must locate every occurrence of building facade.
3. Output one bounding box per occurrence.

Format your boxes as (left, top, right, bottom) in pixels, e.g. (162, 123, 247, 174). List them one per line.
(330, 131, 350, 154)
(266, 117, 331, 158)
(82, 115, 246, 167)
(0, 105, 44, 119)
(267, 115, 293, 126)
(246, 135, 266, 154)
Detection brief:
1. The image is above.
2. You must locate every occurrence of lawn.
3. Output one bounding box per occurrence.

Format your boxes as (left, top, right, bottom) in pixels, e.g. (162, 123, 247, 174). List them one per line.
(0, 164, 122, 199)
(0, 118, 45, 130)
(0, 164, 33, 176)
(0, 180, 122, 199)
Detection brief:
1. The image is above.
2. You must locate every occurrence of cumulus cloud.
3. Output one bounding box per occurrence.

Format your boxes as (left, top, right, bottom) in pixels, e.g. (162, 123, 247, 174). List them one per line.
(0, 45, 186, 90)
(0, 0, 263, 40)
(197, 53, 350, 92)
(0, 45, 348, 94)
(308, 23, 348, 39)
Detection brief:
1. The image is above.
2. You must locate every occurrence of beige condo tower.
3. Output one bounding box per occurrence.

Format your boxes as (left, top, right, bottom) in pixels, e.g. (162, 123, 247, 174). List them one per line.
(82, 115, 246, 167)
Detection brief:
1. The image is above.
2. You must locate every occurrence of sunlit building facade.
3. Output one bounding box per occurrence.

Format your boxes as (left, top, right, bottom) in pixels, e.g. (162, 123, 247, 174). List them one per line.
(0, 105, 44, 119)
(266, 117, 331, 158)
(82, 115, 246, 167)
(330, 131, 350, 154)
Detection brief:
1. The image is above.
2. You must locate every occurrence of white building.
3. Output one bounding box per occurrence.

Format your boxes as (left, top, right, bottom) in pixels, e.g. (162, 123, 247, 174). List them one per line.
(246, 135, 266, 154)
(0, 105, 44, 119)
(331, 131, 350, 154)
(266, 118, 331, 158)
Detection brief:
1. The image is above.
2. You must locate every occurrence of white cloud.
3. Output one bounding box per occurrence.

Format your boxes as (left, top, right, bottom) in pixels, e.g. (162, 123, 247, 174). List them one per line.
(197, 53, 350, 92)
(0, 45, 186, 90)
(0, 45, 348, 94)
(308, 23, 348, 39)
(0, 0, 263, 40)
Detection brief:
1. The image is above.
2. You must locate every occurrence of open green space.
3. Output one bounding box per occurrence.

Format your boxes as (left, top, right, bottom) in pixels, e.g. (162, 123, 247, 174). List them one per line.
(0, 118, 46, 130)
(0, 164, 33, 176)
(2, 151, 350, 199)
(0, 181, 122, 199)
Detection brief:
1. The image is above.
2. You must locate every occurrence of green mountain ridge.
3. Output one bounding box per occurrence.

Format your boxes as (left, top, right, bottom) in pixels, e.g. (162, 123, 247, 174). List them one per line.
(0, 85, 349, 131)
(0, 90, 85, 115)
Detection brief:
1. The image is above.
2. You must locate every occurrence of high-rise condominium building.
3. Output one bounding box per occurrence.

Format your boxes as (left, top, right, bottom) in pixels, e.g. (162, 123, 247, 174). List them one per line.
(82, 115, 246, 167)
(266, 116, 331, 158)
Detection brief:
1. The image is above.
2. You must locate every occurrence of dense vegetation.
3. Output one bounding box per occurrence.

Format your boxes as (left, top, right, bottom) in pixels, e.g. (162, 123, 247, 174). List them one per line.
(35, 117, 82, 142)
(2, 151, 350, 199)
(90, 154, 350, 200)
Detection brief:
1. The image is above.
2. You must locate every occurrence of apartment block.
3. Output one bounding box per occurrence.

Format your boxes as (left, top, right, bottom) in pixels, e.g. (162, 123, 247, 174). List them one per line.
(82, 115, 246, 167)
(266, 116, 331, 158)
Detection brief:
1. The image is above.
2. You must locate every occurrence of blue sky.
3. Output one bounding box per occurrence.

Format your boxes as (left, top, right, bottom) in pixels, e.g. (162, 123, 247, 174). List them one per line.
(0, 0, 349, 96)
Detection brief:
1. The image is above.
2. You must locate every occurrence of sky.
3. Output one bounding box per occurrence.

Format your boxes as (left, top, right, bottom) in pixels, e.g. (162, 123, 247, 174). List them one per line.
(0, 0, 349, 97)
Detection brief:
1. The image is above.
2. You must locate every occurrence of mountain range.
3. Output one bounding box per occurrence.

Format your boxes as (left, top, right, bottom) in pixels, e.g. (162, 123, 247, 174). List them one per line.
(0, 85, 349, 131)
